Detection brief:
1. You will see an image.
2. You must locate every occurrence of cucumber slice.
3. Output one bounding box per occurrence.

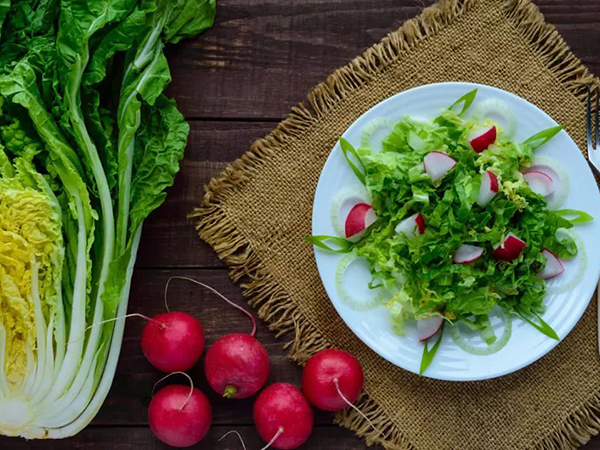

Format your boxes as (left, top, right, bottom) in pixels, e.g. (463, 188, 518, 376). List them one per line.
(472, 98, 517, 139)
(450, 308, 512, 356)
(335, 252, 387, 310)
(360, 118, 395, 152)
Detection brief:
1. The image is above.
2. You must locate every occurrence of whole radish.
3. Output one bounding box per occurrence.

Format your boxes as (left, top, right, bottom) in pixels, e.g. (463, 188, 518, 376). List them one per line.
(253, 383, 314, 450)
(141, 311, 205, 373)
(302, 349, 363, 411)
(205, 333, 269, 399)
(148, 383, 212, 448)
(164, 277, 270, 399)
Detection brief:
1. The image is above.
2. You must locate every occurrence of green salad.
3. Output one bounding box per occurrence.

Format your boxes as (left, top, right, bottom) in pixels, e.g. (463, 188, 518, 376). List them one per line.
(308, 90, 593, 374)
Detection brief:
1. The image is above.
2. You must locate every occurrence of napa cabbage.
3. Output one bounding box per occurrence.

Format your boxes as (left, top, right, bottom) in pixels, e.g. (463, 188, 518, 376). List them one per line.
(0, 0, 216, 439)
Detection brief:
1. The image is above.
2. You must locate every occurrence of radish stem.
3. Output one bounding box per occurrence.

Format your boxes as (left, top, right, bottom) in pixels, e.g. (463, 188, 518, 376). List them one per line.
(151, 372, 194, 412)
(164, 276, 257, 337)
(333, 378, 383, 438)
(260, 427, 284, 450)
(218, 430, 247, 450)
(223, 385, 237, 399)
(67, 313, 165, 344)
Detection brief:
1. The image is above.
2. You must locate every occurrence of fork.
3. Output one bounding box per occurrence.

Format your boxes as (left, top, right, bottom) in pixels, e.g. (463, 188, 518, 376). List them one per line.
(586, 86, 600, 356)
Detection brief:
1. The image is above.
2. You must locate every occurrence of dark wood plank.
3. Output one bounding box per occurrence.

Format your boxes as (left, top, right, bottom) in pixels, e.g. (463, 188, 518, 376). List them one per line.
(0, 425, 378, 449)
(138, 121, 275, 268)
(92, 269, 336, 426)
(165, 0, 600, 120)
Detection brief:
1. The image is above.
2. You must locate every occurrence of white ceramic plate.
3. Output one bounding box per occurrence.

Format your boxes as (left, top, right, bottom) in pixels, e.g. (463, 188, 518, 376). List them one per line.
(311, 82, 600, 381)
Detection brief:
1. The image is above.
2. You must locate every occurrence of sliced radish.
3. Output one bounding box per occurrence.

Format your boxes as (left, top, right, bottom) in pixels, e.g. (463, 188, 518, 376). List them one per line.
(423, 152, 456, 182)
(469, 126, 496, 153)
(344, 203, 377, 241)
(453, 244, 484, 264)
(523, 170, 555, 197)
(492, 233, 526, 261)
(476, 170, 499, 207)
(526, 157, 570, 210)
(395, 213, 425, 238)
(538, 249, 564, 280)
(417, 316, 444, 342)
(330, 186, 371, 237)
(414, 213, 425, 235)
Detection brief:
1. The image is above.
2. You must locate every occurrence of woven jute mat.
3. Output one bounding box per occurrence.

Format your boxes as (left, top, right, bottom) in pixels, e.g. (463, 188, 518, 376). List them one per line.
(192, 1, 600, 448)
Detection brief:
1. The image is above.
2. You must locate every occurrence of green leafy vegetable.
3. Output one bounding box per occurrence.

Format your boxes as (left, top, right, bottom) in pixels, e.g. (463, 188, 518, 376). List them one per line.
(339, 137, 366, 184)
(305, 235, 354, 253)
(419, 322, 445, 375)
(0, 0, 216, 439)
(555, 209, 594, 224)
(515, 309, 559, 341)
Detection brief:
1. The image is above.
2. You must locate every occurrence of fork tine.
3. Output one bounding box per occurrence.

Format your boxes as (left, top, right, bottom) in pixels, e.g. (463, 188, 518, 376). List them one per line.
(595, 87, 600, 150)
(587, 86, 593, 153)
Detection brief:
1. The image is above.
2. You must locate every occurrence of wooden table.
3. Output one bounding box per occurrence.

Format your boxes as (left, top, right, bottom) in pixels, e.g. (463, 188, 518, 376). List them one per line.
(4, 1, 600, 448)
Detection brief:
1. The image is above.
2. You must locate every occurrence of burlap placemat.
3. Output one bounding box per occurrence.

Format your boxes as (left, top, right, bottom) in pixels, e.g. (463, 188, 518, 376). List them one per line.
(192, 1, 600, 448)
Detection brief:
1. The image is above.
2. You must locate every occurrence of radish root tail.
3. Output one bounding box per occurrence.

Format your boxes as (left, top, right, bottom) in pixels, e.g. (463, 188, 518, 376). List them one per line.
(334, 378, 383, 438)
(67, 313, 164, 344)
(152, 371, 194, 411)
(164, 276, 257, 337)
(218, 430, 247, 450)
(260, 427, 284, 450)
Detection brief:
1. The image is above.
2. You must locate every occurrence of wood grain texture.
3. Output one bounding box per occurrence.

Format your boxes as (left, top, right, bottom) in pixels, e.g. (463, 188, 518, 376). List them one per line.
(2, 0, 600, 448)
(165, 0, 600, 119)
(3, 426, 372, 449)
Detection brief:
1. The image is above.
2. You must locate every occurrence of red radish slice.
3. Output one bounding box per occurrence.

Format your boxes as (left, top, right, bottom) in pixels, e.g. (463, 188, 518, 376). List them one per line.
(453, 244, 484, 264)
(417, 317, 444, 342)
(469, 126, 496, 153)
(423, 152, 457, 182)
(523, 170, 555, 197)
(476, 171, 499, 207)
(395, 213, 426, 238)
(538, 249, 564, 280)
(415, 213, 426, 235)
(344, 203, 376, 240)
(492, 233, 526, 261)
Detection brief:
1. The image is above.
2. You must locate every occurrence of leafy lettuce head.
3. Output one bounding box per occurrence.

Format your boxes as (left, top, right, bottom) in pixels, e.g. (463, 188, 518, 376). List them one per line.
(0, 171, 62, 389)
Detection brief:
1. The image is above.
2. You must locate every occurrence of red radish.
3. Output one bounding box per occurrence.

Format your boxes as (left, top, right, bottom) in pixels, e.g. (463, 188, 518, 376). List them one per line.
(477, 170, 499, 207)
(205, 333, 270, 399)
(453, 244, 484, 264)
(141, 311, 205, 373)
(469, 125, 496, 153)
(538, 249, 564, 279)
(253, 383, 314, 450)
(148, 383, 212, 448)
(302, 349, 363, 412)
(395, 213, 426, 238)
(417, 317, 444, 341)
(163, 277, 270, 399)
(415, 213, 426, 235)
(492, 233, 526, 261)
(423, 151, 457, 182)
(524, 170, 555, 197)
(345, 203, 377, 240)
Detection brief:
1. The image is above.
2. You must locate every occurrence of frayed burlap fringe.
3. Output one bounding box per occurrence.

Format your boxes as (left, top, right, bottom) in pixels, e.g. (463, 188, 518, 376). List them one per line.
(191, 0, 600, 448)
